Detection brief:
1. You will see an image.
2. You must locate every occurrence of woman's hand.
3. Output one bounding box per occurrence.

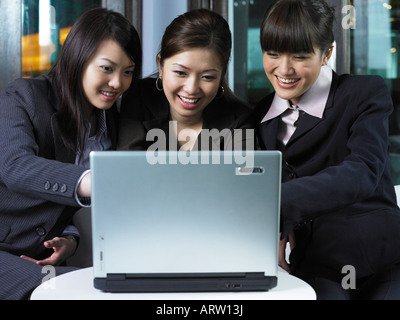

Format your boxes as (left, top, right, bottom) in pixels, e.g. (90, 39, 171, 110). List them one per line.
(278, 232, 295, 273)
(20, 236, 77, 266)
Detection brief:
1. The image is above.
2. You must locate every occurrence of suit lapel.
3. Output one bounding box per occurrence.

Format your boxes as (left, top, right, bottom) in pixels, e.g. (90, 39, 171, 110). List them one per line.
(260, 118, 280, 150)
(202, 99, 235, 131)
(143, 116, 170, 133)
(286, 71, 339, 147)
(143, 89, 170, 131)
(105, 106, 119, 149)
(142, 93, 170, 134)
(287, 113, 323, 146)
(142, 104, 170, 150)
(50, 113, 77, 163)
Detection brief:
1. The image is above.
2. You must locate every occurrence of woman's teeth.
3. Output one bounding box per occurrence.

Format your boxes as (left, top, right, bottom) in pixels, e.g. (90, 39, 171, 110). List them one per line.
(101, 91, 116, 97)
(180, 96, 199, 104)
(277, 77, 298, 84)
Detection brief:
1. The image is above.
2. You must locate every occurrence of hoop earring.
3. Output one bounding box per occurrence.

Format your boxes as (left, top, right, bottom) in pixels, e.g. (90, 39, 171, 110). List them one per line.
(216, 85, 225, 99)
(156, 77, 163, 92)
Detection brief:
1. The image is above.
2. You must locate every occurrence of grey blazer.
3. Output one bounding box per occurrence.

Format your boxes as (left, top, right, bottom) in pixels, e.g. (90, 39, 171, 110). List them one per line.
(0, 75, 118, 260)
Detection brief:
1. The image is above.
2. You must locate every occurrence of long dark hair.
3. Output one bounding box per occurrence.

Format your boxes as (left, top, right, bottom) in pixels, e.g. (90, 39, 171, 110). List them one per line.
(49, 7, 142, 155)
(158, 9, 239, 103)
(260, 0, 335, 54)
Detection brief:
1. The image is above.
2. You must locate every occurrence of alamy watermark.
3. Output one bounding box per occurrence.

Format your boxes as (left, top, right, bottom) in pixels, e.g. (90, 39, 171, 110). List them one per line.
(145, 121, 255, 168)
(41, 265, 56, 290)
(342, 5, 356, 30)
(342, 265, 356, 290)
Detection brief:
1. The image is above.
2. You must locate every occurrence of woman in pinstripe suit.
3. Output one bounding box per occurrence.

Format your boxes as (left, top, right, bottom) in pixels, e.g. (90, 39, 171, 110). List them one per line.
(0, 8, 142, 299)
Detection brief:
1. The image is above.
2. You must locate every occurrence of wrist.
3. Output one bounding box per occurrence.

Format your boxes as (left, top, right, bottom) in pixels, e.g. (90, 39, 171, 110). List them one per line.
(62, 235, 79, 256)
(77, 171, 91, 198)
(63, 234, 78, 242)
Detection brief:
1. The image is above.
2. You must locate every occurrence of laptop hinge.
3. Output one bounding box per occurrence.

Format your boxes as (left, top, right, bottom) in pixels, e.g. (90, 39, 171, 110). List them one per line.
(107, 272, 265, 280)
(246, 272, 266, 278)
(111, 273, 247, 280)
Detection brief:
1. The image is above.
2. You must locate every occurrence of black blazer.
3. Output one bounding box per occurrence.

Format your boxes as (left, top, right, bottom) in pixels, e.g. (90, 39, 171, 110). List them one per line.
(118, 78, 254, 151)
(0, 75, 118, 259)
(253, 71, 400, 281)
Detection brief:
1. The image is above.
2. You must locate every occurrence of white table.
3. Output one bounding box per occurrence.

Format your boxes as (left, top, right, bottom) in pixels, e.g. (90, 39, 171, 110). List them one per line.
(31, 267, 316, 300)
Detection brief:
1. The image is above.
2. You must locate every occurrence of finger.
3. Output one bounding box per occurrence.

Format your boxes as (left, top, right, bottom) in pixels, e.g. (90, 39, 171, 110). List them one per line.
(278, 239, 291, 273)
(278, 251, 287, 267)
(36, 257, 58, 266)
(279, 260, 291, 273)
(20, 255, 39, 264)
(36, 250, 64, 266)
(278, 250, 290, 271)
(289, 233, 296, 250)
(44, 237, 63, 248)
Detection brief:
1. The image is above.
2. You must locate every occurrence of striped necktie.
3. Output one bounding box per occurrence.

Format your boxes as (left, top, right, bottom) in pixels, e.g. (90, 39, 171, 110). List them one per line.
(280, 105, 303, 146)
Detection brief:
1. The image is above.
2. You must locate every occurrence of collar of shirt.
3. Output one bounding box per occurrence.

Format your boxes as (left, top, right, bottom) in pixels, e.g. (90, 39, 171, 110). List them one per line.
(261, 65, 333, 123)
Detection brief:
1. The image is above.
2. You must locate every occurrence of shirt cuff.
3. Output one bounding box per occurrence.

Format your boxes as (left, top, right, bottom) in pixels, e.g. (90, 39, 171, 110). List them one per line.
(75, 169, 91, 207)
(61, 225, 80, 252)
(61, 225, 80, 238)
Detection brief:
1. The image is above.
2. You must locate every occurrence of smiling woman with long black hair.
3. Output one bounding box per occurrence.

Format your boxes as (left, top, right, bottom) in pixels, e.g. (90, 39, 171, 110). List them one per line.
(0, 7, 142, 300)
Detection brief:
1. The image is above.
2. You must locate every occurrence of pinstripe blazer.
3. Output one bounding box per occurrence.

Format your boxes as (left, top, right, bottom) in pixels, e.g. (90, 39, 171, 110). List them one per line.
(0, 75, 118, 260)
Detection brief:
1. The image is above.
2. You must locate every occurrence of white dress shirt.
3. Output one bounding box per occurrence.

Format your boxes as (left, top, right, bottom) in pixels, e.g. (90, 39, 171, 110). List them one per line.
(261, 65, 333, 146)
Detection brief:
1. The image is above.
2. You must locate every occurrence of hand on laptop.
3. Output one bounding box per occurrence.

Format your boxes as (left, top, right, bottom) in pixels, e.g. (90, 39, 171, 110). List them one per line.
(279, 233, 295, 273)
(20, 236, 77, 266)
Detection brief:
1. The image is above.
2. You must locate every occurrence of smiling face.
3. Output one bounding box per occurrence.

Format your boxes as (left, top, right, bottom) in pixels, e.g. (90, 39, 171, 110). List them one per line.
(158, 48, 223, 124)
(82, 39, 135, 113)
(263, 47, 332, 105)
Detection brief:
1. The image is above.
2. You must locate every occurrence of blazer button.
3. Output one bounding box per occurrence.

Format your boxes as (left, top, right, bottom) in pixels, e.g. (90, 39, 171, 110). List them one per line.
(35, 227, 46, 237)
(44, 181, 51, 190)
(52, 183, 59, 192)
(60, 184, 67, 193)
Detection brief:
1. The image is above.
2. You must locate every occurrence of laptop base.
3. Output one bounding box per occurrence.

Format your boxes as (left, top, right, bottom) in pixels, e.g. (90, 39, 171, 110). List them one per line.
(94, 273, 277, 293)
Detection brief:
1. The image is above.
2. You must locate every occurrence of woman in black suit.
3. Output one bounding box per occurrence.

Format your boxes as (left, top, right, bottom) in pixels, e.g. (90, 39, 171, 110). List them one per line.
(252, 0, 400, 299)
(0, 8, 142, 299)
(118, 9, 254, 151)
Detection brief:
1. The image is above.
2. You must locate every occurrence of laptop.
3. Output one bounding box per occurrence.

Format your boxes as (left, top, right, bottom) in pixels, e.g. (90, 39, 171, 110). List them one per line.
(90, 150, 281, 292)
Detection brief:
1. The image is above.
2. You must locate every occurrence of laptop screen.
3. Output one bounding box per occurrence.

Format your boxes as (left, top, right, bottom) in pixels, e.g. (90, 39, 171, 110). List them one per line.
(90, 151, 281, 278)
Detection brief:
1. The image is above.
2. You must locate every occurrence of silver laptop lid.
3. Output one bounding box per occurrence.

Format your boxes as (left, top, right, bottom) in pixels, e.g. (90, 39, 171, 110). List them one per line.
(90, 151, 281, 277)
